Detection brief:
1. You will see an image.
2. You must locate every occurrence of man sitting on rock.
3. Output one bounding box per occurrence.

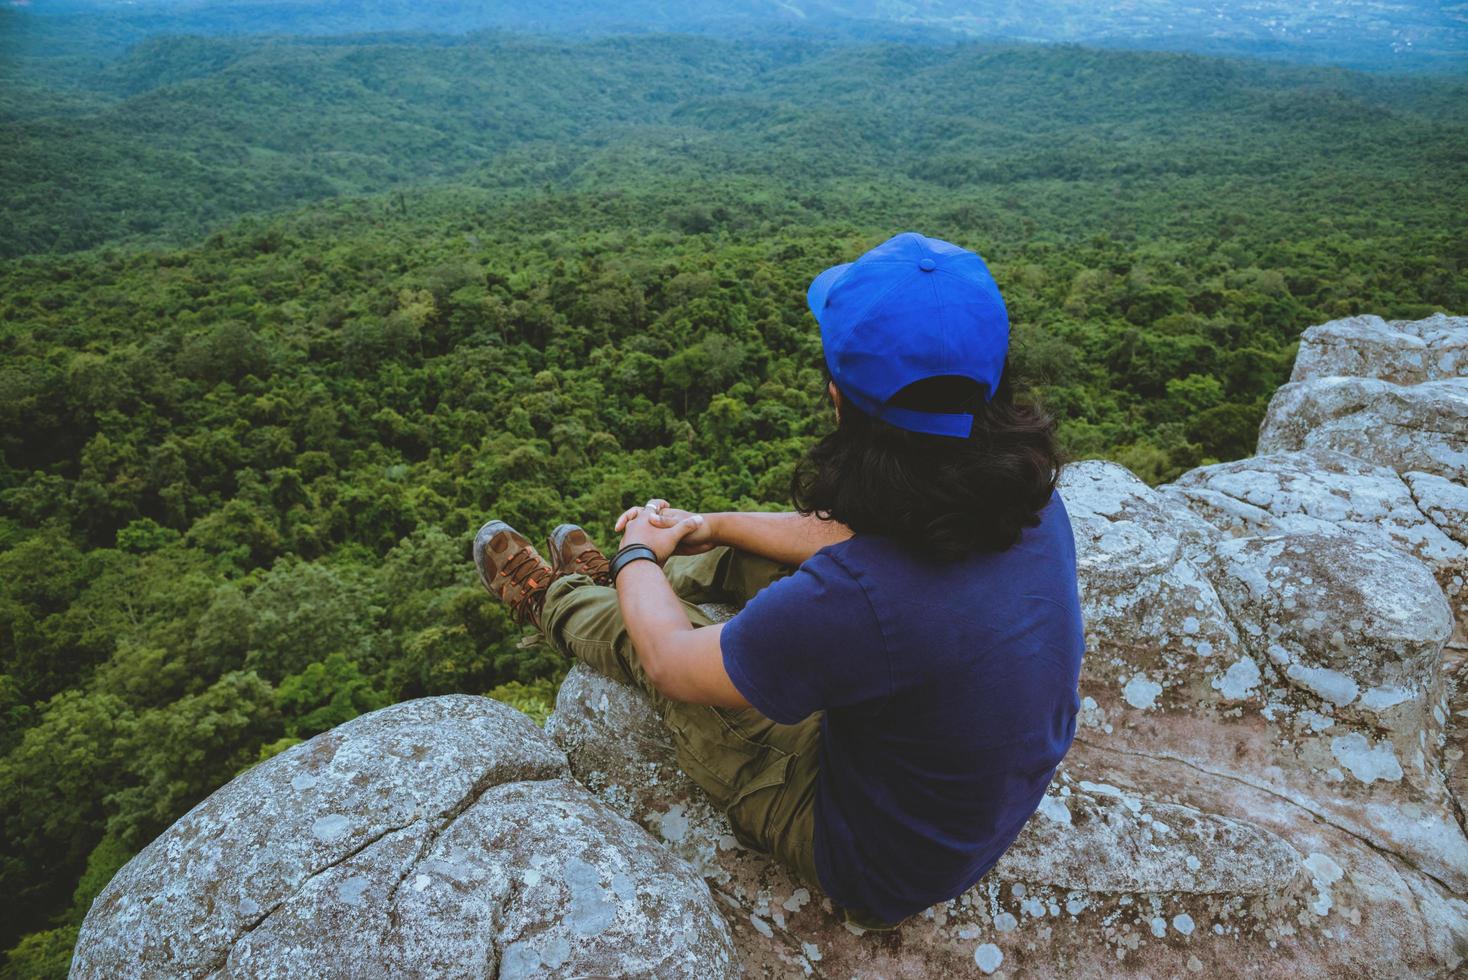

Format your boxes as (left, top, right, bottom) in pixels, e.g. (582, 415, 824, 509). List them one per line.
(473, 232, 1086, 931)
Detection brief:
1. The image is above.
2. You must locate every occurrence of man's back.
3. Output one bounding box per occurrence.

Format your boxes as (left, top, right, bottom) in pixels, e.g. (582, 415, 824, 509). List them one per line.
(721, 488, 1085, 923)
(481, 231, 1077, 933)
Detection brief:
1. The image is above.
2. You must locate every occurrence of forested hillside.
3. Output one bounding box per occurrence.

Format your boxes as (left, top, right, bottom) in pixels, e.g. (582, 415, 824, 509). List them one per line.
(5, 30, 1468, 256)
(2, 24, 1466, 977)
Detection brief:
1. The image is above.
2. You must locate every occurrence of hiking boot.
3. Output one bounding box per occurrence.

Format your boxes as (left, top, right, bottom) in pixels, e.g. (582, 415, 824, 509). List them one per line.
(547, 523, 612, 586)
(474, 520, 553, 628)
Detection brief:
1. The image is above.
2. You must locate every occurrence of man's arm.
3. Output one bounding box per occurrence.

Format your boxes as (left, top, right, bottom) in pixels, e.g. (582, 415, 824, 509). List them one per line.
(701, 511, 852, 567)
(610, 499, 850, 707)
(618, 501, 851, 568)
(614, 557, 750, 708)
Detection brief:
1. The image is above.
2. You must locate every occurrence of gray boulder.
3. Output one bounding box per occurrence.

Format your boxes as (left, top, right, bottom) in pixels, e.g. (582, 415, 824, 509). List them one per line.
(1161, 448, 1467, 643)
(1203, 531, 1464, 888)
(1053, 462, 1467, 913)
(75, 309, 1468, 979)
(1257, 375, 1468, 481)
(71, 696, 737, 979)
(1289, 313, 1468, 385)
(547, 499, 1468, 978)
(1179, 310, 1468, 853)
(1057, 459, 1240, 719)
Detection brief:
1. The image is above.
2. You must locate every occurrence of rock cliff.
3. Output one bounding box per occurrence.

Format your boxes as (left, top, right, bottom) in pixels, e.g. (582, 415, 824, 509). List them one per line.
(71, 696, 736, 978)
(73, 313, 1468, 978)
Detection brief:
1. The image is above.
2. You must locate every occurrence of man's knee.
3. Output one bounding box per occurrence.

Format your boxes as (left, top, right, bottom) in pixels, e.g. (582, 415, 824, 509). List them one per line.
(541, 576, 620, 658)
(662, 546, 734, 602)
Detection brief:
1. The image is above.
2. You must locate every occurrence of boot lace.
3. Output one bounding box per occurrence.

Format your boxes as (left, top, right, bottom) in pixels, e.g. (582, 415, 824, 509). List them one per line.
(500, 549, 549, 626)
(573, 548, 611, 582)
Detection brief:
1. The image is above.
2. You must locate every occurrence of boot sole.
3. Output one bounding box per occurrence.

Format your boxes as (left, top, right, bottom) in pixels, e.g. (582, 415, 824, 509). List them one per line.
(547, 523, 583, 571)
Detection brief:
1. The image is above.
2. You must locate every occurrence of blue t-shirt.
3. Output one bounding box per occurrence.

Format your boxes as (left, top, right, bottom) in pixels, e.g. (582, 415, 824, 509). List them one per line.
(719, 489, 1085, 923)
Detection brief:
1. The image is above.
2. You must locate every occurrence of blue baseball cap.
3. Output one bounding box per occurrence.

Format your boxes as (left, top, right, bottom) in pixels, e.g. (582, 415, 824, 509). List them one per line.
(807, 231, 1009, 438)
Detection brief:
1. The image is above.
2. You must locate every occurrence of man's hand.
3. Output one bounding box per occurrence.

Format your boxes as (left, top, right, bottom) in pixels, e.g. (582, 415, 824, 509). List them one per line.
(610, 498, 750, 708)
(615, 498, 711, 563)
(617, 500, 850, 567)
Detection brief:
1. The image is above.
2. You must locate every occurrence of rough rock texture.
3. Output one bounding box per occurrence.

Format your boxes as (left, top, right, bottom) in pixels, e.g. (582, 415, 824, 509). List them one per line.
(545, 312, 1468, 977)
(71, 696, 737, 979)
(1261, 314, 1468, 489)
(1186, 310, 1468, 912)
(77, 312, 1468, 978)
(1258, 378, 1468, 483)
(1288, 314, 1468, 385)
(1161, 448, 1466, 644)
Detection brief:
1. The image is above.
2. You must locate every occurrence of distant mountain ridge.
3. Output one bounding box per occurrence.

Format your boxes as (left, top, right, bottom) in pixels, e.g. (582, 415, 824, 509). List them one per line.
(13, 0, 1468, 72)
(4, 31, 1465, 257)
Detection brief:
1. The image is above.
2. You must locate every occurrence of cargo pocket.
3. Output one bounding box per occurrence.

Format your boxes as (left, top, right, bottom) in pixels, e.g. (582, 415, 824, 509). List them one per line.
(724, 750, 792, 853)
(666, 702, 791, 851)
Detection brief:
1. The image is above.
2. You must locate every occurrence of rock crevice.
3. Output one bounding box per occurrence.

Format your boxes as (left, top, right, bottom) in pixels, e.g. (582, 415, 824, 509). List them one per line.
(72, 696, 737, 979)
(73, 313, 1468, 979)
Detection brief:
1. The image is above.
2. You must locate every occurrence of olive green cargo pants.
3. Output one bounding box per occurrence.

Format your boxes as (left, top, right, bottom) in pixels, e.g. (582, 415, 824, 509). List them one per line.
(539, 546, 827, 896)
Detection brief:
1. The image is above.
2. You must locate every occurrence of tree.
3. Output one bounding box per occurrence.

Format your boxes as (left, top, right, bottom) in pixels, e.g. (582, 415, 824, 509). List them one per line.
(276, 654, 389, 738)
(106, 671, 280, 850)
(0, 691, 134, 949)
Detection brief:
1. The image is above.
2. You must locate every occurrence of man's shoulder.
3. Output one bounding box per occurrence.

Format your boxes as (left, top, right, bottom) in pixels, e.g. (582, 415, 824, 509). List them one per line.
(820, 502, 1066, 571)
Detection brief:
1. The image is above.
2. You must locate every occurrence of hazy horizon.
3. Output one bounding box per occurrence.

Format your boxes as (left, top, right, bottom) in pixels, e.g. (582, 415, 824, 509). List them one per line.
(7, 0, 1466, 73)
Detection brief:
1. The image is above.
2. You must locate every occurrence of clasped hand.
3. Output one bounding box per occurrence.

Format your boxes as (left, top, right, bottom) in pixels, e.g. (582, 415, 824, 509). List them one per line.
(614, 498, 715, 563)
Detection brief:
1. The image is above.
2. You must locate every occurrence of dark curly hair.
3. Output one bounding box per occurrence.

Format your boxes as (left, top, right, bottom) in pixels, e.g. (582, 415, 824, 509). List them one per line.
(790, 357, 1064, 561)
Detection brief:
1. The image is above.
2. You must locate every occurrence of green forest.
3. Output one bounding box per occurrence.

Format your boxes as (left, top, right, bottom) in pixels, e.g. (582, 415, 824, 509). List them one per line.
(2, 15, 1466, 977)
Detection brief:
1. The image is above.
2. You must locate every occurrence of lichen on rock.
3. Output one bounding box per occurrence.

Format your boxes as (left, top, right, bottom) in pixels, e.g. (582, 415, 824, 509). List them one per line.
(71, 696, 736, 979)
(73, 312, 1468, 978)
(1258, 375, 1468, 483)
(1287, 313, 1467, 386)
(542, 312, 1468, 978)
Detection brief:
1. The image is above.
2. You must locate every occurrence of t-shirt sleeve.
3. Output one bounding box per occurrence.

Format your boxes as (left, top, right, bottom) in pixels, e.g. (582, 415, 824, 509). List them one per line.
(719, 550, 891, 725)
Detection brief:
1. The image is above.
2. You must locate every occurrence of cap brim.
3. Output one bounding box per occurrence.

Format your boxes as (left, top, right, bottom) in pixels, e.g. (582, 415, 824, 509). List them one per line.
(806, 262, 852, 323)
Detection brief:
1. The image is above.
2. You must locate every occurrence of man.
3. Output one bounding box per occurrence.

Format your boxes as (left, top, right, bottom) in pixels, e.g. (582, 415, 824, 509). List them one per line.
(473, 231, 1085, 930)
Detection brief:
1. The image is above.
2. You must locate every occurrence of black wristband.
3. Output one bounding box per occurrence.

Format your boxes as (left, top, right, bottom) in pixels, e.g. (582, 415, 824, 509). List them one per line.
(609, 544, 659, 585)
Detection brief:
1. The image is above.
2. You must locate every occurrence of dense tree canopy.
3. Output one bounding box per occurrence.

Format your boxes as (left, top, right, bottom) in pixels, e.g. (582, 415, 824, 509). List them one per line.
(1, 23, 1465, 977)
